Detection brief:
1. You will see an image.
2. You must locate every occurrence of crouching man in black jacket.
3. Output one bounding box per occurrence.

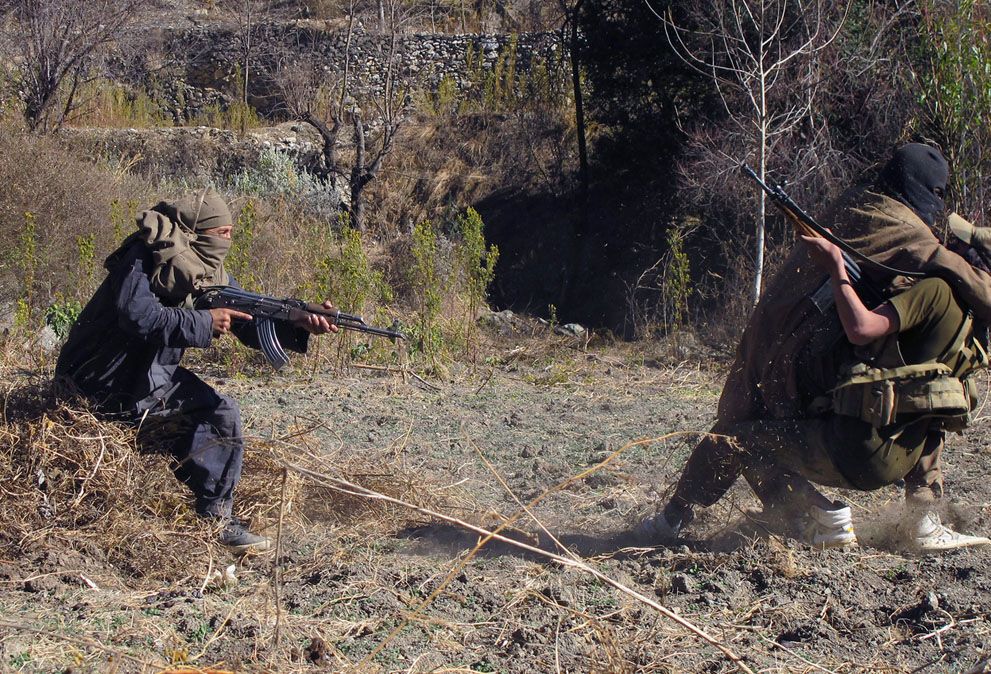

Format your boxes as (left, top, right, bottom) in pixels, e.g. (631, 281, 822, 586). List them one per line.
(56, 188, 336, 552)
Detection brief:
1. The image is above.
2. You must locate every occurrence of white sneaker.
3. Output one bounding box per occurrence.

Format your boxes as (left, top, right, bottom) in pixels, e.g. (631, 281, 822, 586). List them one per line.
(636, 512, 680, 542)
(635, 504, 693, 543)
(910, 511, 991, 553)
(797, 502, 857, 549)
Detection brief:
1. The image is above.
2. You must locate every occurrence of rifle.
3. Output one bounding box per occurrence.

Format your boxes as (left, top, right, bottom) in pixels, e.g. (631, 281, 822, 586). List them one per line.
(740, 164, 923, 312)
(194, 285, 405, 370)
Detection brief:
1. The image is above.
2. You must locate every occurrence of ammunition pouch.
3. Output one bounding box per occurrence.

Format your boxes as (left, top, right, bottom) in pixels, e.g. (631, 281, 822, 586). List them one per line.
(830, 362, 974, 429)
(828, 312, 989, 432)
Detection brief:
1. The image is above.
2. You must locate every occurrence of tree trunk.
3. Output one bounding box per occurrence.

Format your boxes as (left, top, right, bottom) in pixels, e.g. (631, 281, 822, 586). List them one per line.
(568, 1, 589, 201)
(753, 124, 767, 306)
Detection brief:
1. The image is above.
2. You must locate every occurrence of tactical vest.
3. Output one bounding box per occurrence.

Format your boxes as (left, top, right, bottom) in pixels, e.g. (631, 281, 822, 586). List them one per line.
(829, 311, 988, 432)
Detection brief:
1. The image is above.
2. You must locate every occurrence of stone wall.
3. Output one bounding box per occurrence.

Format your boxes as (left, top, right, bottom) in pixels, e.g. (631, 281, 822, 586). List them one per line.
(115, 23, 563, 120)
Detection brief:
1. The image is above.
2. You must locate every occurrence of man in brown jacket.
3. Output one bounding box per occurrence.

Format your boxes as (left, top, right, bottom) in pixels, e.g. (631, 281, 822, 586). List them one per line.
(639, 143, 991, 552)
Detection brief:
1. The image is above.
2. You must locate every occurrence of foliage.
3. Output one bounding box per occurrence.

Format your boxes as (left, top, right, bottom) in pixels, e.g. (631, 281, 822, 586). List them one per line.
(45, 297, 82, 339)
(454, 207, 499, 359)
(408, 219, 445, 359)
(314, 217, 395, 366)
(74, 233, 97, 297)
(16, 212, 38, 327)
(458, 38, 567, 115)
(915, 0, 991, 221)
(67, 79, 170, 128)
(2, 0, 140, 131)
(230, 148, 322, 197)
(227, 199, 260, 291)
(187, 100, 262, 132)
(317, 221, 392, 315)
(661, 223, 691, 330)
(109, 198, 139, 244)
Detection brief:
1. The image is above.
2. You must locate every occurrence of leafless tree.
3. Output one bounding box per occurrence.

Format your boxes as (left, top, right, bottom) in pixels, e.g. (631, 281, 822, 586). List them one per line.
(217, 0, 297, 132)
(0, 0, 141, 132)
(661, 0, 848, 304)
(271, 0, 410, 231)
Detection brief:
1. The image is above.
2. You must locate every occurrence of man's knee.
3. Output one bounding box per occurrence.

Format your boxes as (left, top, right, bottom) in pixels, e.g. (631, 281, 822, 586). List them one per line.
(211, 394, 243, 437)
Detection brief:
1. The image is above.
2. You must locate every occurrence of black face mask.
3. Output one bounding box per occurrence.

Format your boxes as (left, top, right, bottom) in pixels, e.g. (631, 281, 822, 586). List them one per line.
(876, 143, 949, 227)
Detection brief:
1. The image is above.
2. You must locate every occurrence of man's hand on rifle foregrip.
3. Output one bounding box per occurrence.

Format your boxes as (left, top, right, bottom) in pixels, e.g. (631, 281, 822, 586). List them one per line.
(293, 299, 340, 335)
(209, 308, 253, 339)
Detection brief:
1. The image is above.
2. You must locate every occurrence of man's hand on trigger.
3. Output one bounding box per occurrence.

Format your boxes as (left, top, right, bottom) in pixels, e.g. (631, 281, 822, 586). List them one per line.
(295, 300, 340, 335)
(209, 308, 252, 338)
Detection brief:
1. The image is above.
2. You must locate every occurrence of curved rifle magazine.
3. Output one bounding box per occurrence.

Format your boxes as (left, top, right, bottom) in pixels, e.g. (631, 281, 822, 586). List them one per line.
(257, 317, 291, 370)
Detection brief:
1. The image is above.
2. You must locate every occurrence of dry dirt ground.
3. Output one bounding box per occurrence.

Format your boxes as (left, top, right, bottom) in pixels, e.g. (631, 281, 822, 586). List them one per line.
(2, 333, 991, 673)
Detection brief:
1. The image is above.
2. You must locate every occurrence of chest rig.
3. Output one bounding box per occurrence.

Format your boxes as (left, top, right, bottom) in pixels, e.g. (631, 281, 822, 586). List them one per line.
(828, 311, 988, 432)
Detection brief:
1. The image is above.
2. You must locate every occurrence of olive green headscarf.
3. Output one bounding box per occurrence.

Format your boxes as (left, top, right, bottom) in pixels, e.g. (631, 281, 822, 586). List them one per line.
(105, 188, 233, 303)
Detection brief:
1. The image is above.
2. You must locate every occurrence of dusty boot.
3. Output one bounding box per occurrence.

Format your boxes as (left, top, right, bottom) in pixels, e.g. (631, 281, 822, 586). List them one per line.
(218, 519, 272, 553)
(906, 510, 991, 553)
(796, 501, 857, 549)
(636, 500, 694, 542)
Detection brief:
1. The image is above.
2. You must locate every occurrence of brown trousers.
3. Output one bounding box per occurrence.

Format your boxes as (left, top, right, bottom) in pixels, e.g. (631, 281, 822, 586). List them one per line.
(671, 419, 943, 513)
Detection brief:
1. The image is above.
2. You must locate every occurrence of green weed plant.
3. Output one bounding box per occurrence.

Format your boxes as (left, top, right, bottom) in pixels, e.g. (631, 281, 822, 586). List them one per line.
(662, 224, 691, 331)
(69, 79, 169, 128)
(454, 207, 498, 360)
(409, 219, 445, 361)
(227, 199, 260, 291)
(14, 212, 38, 329)
(187, 100, 261, 132)
(45, 297, 82, 340)
(916, 1, 991, 217)
(456, 37, 566, 115)
(316, 218, 394, 367)
(75, 233, 97, 298)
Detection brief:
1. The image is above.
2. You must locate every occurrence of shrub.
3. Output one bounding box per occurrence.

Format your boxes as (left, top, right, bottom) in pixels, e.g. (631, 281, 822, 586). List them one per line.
(315, 218, 395, 366)
(15, 212, 38, 326)
(453, 207, 498, 360)
(227, 198, 260, 291)
(44, 298, 82, 340)
(661, 224, 691, 332)
(0, 128, 149, 319)
(408, 219, 445, 360)
(67, 79, 170, 128)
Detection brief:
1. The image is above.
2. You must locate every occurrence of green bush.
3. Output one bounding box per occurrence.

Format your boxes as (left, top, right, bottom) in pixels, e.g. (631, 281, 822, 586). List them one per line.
(45, 298, 82, 340)
(16, 212, 38, 327)
(916, 1, 991, 217)
(316, 218, 395, 366)
(227, 199, 260, 291)
(229, 148, 325, 201)
(662, 224, 691, 331)
(71, 80, 170, 128)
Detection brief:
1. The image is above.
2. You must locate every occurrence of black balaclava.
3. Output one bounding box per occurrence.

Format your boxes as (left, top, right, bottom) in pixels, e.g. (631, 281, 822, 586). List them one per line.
(876, 143, 949, 227)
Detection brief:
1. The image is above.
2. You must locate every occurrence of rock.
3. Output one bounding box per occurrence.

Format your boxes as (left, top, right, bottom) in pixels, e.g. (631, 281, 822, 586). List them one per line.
(37, 325, 60, 352)
(0, 302, 15, 334)
(479, 309, 519, 336)
(670, 573, 694, 594)
(554, 323, 587, 338)
(304, 636, 333, 666)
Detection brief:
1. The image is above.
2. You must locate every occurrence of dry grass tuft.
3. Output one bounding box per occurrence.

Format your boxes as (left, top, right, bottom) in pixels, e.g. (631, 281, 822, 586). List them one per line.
(0, 362, 467, 588)
(0, 375, 212, 582)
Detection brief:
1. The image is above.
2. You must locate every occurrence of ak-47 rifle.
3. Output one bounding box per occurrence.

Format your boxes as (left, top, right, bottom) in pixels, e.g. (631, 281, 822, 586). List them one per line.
(740, 164, 923, 312)
(195, 285, 405, 370)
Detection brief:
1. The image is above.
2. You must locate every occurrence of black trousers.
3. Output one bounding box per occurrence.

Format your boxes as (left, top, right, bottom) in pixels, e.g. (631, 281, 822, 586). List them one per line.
(136, 367, 244, 518)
